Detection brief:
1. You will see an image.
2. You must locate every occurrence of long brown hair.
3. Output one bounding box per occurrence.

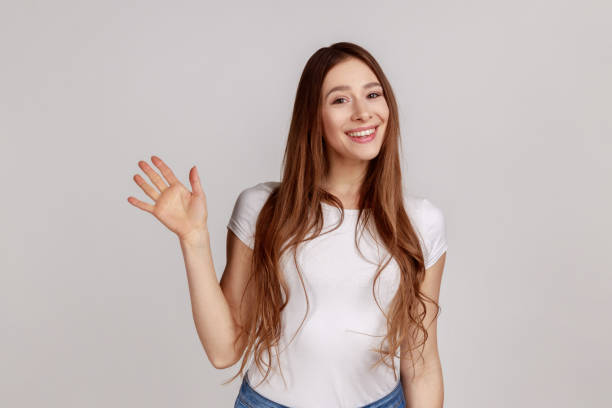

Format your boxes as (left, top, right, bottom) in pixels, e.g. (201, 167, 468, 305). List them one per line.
(223, 41, 439, 387)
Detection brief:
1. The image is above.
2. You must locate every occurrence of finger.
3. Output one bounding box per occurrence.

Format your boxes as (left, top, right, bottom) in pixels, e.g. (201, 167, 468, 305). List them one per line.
(133, 174, 160, 201)
(151, 155, 181, 186)
(190, 165, 204, 196)
(138, 160, 168, 192)
(127, 196, 154, 213)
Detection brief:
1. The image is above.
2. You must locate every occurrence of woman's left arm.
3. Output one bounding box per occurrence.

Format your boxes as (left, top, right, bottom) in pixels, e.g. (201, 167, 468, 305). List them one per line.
(400, 252, 446, 408)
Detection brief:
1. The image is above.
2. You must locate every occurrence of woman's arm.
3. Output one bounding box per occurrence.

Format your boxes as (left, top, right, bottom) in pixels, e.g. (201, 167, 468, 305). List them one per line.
(402, 363, 444, 408)
(179, 229, 244, 369)
(128, 157, 243, 369)
(400, 252, 446, 408)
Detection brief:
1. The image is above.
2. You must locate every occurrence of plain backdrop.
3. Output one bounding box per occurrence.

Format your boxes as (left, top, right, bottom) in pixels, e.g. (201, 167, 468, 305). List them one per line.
(1, 0, 610, 407)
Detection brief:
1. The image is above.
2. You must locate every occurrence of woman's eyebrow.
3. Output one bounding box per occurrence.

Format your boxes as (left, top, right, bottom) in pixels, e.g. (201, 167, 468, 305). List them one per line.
(325, 82, 382, 99)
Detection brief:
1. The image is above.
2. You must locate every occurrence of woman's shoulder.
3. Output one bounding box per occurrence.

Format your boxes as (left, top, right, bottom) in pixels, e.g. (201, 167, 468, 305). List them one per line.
(227, 181, 280, 249)
(403, 192, 448, 268)
(403, 193, 445, 223)
(233, 180, 280, 209)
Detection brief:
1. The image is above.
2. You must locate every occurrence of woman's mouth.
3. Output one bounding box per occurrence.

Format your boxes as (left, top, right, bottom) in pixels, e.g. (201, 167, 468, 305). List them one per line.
(345, 126, 378, 143)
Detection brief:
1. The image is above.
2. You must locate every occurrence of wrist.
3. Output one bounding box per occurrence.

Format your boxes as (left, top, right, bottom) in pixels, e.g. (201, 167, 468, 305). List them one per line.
(179, 227, 209, 247)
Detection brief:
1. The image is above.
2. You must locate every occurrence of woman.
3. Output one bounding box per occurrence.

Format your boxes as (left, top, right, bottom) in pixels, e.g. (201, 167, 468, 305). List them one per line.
(128, 42, 448, 408)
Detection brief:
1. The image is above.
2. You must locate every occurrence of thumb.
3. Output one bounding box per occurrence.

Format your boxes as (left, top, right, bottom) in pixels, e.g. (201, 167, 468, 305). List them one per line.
(190, 165, 204, 196)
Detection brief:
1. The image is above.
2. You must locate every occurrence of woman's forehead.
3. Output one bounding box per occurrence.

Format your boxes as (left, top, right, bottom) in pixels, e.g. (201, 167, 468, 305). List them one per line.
(322, 59, 379, 93)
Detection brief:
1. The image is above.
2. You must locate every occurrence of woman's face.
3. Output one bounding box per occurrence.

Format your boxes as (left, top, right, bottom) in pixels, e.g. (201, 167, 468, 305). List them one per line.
(320, 57, 389, 165)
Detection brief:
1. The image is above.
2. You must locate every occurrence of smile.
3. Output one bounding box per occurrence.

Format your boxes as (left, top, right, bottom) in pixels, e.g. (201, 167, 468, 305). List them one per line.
(345, 126, 378, 143)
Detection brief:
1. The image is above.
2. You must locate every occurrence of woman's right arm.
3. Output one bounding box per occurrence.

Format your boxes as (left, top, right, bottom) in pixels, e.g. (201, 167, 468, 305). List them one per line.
(179, 227, 253, 369)
(128, 156, 250, 369)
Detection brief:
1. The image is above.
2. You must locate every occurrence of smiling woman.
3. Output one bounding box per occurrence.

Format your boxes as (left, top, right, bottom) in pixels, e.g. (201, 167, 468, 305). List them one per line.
(219, 42, 448, 408)
(128, 41, 447, 408)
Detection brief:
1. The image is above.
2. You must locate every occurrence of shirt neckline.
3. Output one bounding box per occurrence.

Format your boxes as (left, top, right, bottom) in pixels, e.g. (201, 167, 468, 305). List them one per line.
(320, 202, 363, 214)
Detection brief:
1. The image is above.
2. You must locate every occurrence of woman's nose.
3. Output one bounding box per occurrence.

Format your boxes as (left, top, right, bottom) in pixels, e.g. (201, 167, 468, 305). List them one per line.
(351, 99, 373, 121)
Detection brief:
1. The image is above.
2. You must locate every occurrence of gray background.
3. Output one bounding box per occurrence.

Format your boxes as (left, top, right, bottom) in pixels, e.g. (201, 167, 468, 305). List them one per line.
(2, 0, 610, 406)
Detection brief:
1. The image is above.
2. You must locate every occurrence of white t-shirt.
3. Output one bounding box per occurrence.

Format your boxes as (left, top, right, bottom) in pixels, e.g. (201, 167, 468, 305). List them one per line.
(226, 181, 448, 408)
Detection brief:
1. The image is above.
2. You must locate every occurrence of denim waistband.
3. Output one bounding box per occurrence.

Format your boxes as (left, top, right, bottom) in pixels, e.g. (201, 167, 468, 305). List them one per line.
(235, 374, 405, 408)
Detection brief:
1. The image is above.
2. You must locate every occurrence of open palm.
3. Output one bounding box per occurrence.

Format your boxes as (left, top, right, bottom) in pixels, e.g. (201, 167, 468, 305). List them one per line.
(127, 155, 207, 240)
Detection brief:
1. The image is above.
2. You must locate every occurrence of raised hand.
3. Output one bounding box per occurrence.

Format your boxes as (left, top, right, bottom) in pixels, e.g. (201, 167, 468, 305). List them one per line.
(127, 156, 208, 241)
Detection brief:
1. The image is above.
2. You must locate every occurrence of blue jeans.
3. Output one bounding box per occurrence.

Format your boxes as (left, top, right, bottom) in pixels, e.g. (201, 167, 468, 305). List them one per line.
(234, 374, 406, 408)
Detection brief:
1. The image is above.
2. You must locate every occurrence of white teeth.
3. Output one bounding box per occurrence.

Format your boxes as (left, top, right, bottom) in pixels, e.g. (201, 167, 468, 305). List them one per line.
(347, 128, 375, 137)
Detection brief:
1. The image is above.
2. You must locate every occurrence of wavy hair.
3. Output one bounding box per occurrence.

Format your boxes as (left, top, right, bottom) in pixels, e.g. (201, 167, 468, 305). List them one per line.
(222, 41, 439, 387)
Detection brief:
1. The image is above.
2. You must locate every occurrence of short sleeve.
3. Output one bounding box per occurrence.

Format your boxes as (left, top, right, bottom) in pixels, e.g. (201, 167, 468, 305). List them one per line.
(226, 182, 277, 249)
(419, 198, 448, 269)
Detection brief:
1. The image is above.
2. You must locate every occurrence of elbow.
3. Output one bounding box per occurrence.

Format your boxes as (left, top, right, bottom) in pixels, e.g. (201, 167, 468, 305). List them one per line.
(212, 358, 233, 370)
(210, 352, 239, 370)
(205, 335, 245, 369)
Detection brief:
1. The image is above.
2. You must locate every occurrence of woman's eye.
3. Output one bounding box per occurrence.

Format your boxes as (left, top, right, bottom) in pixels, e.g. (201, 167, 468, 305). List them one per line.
(332, 92, 383, 104)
